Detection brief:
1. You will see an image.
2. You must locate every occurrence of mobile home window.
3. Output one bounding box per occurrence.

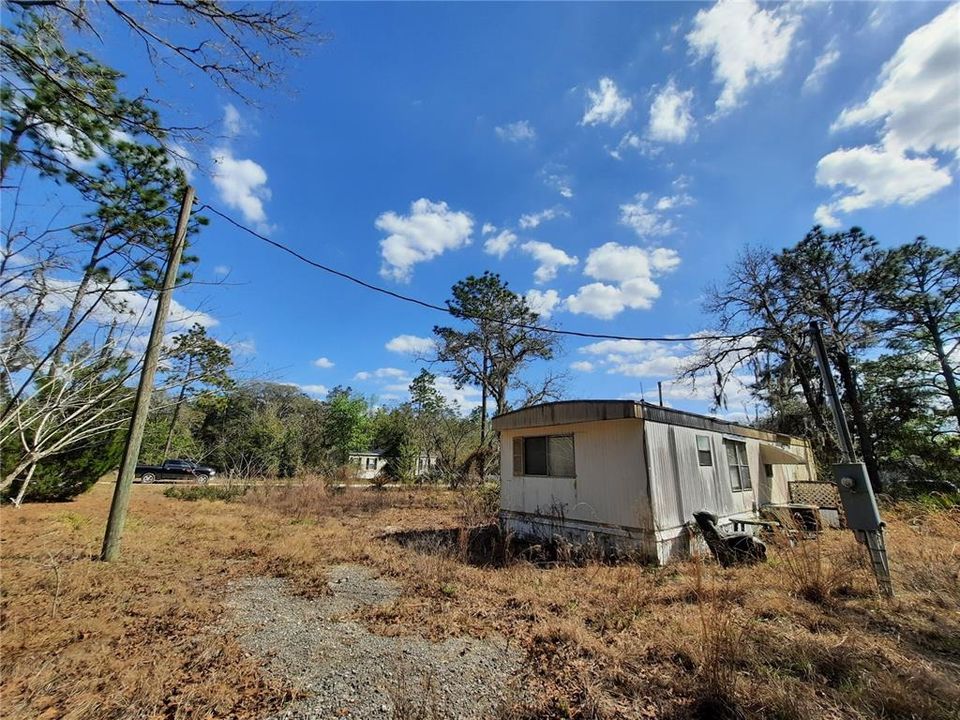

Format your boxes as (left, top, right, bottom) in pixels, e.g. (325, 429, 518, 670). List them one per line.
(724, 440, 751, 491)
(696, 435, 713, 466)
(366, 457, 377, 470)
(513, 435, 575, 477)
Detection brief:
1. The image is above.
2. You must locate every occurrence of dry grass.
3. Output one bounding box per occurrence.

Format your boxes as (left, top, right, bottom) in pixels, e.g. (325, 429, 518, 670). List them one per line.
(2, 479, 959, 720)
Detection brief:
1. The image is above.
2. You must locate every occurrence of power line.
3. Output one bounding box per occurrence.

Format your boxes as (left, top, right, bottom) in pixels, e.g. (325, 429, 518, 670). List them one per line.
(200, 201, 737, 344)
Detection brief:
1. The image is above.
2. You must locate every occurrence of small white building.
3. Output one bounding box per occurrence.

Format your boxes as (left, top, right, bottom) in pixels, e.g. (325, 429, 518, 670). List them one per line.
(492, 400, 817, 564)
(347, 450, 437, 481)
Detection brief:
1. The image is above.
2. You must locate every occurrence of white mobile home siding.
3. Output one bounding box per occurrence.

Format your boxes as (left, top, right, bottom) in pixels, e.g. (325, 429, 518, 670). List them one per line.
(500, 418, 655, 553)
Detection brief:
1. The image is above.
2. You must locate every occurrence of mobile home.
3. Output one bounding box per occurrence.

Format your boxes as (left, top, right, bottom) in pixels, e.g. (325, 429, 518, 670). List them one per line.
(492, 400, 817, 564)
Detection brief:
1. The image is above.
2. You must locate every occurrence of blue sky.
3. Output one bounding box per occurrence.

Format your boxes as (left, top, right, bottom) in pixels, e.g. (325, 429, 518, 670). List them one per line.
(91, 1, 959, 416)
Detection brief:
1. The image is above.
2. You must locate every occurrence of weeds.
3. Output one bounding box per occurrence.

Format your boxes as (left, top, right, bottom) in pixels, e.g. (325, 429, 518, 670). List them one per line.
(164, 484, 249, 502)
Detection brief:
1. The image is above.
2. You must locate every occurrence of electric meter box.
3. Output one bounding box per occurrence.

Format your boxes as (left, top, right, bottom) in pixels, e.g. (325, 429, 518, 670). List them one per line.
(832, 462, 882, 531)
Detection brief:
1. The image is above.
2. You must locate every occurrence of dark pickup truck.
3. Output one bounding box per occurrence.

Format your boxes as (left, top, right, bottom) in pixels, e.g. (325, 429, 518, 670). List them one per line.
(135, 459, 216, 484)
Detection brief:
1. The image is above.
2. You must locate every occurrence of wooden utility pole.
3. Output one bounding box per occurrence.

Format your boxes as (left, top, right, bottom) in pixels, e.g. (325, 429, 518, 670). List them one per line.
(101, 186, 194, 562)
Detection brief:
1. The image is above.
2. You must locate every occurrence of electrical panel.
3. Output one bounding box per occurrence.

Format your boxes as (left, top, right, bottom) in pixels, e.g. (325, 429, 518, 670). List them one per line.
(832, 462, 883, 531)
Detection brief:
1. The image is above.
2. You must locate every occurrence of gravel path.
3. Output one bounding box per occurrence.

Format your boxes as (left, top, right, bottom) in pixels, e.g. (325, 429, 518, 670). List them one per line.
(226, 565, 525, 719)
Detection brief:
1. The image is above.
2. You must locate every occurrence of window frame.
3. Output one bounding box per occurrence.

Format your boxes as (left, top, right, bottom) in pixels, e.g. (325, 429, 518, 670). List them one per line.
(696, 435, 713, 467)
(513, 433, 576, 478)
(724, 439, 752, 492)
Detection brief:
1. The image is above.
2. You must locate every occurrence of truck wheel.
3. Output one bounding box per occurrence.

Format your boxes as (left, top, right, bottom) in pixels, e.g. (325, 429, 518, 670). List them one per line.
(196, 474, 210, 486)
(141, 472, 156, 484)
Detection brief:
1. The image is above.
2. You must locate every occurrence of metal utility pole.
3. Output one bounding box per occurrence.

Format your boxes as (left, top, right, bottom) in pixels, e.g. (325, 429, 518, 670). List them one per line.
(657, 381, 663, 407)
(809, 321, 893, 597)
(101, 186, 195, 562)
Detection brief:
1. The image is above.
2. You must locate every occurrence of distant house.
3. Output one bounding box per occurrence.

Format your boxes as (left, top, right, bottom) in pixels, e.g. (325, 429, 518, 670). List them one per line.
(347, 450, 437, 481)
(492, 400, 818, 564)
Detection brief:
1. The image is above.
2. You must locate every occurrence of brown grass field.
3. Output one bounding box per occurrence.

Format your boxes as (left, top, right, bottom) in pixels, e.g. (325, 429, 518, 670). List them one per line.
(2, 480, 958, 720)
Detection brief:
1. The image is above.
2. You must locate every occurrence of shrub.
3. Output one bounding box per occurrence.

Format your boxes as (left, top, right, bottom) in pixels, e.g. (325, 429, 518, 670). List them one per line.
(163, 485, 248, 502)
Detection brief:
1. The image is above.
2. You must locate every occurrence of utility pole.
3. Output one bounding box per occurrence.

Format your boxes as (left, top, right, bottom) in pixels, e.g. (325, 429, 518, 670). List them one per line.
(809, 321, 893, 597)
(657, 381, 663, 407)
(101, 186, 195, 562)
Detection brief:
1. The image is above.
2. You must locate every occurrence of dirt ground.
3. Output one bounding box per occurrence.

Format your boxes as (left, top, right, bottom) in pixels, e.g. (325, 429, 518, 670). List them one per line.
(1, 480, 959, 720)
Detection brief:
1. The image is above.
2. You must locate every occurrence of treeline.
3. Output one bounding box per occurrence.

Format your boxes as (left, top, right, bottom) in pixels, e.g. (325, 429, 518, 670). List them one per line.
(141, 372, 485, 484)
(687, 228, 959, 491)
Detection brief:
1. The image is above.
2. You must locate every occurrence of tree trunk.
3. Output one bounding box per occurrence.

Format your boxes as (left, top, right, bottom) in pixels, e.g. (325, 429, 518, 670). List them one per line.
(47, 235, 107, 376)
(835, 352, 883, 493)
(927, 321, 960, 426)
(12, 462, 38, 507)
(163, 375, 190, 459)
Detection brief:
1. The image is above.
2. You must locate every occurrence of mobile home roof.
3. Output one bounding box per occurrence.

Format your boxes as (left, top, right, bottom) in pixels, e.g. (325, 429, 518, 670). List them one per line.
(491, 400, 806, 446)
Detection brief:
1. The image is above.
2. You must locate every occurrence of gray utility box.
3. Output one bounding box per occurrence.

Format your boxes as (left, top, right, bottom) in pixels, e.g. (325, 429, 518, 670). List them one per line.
(832, 462, 883, 531)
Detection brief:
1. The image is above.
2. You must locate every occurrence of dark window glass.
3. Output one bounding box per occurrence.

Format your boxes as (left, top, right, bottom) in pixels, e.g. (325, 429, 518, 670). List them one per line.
(523, 436, 548, 476)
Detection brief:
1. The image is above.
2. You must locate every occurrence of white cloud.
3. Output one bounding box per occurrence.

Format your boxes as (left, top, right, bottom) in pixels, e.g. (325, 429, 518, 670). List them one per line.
(834, 4, 959, 157)
(298, 384, 329, 397)
(386, 334, 435, 355)
(570, 360, 595, 373)
(518, 206, 569, 230)
(579, 338, 699, 380)
(814, 5, 959, 226)
(803, 42, 841, 92)
(223, 104, 243, 138)
(541, 165, 574, 198)
(520, 241, 579, 284)
(433, 376, 482, 412)
(481, 223, 497, 235)
(619, 192, 693, 238)
(42, 277, 217, 335)
(525, 288, 561, 318)
(483, 229, 518, 259)
(166, 142, 195, 181)
(210, 148, 271, 229)
(687, 0, 802, 114)
(495, 120, 537, 143)
(355, 367, 410, 381)
(565, 243, 681, 319)
(648, 80, 695, 143)
(231, 338, 257, 356)
(814, 145, 952, 226)
(313, 356, 334, 369)
(376, 198, 473, 282)
(609, 131, 661, 160)
(581, 77, 632, 126)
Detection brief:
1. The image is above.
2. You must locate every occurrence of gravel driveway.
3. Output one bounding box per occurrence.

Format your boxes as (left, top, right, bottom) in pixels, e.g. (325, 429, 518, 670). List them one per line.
(226, 565, 525, 719)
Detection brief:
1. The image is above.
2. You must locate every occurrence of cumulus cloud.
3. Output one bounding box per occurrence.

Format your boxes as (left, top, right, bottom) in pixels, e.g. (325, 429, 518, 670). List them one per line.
(648, 80, 695, 142)
(495, 120, 536, 143)
(210, 105, 271, 230)
(355, 367, 410, 382)
(42, 277, 217, 337)
(570, 360, 595, 372)
(610, 131, 661, 160)
(376, 198, 473, 282)
(525, 288, 561, 318)
(313, 356, 334, 369)
(483, 229, 518, 259)
(297, 384, 329, 397)
(619, 191, 693, 238)
(803, 41, 841, 92)
(687, 0, 802, 114)
(520, 241, 579, 284)
(565, 243, 680, 319)
(481, 223, 497, 235)
(385, 334, 435, 355)
(210, 149, 271, 229)
(815, 5, 959, 225)
(518, 206, 569, 230)
(581, 77, 632, 126)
